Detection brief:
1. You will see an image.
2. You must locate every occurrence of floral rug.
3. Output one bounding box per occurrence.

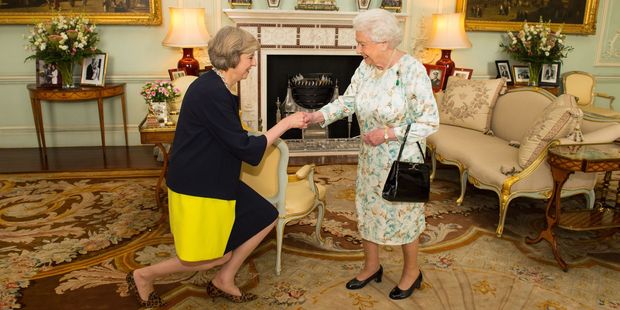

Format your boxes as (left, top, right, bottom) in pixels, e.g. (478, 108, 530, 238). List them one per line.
(1, 166, 619, 309)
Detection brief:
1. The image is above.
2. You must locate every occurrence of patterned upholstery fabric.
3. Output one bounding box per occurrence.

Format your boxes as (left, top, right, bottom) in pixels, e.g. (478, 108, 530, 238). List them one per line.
(518, 94, 583, 167)
(438, 77, 506, 133)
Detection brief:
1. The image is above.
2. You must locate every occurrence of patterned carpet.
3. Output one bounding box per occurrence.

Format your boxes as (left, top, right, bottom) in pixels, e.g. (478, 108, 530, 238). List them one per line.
(0, 166, 619, 309)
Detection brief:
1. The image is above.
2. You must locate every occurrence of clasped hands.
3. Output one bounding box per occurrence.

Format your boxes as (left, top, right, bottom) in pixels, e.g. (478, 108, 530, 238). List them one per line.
(283, 111, 323, 129)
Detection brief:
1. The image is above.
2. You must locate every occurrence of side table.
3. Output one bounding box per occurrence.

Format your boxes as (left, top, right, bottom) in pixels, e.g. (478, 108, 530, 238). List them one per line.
(138, 118, 175, 210)
(525, 142, 620, 271)
(27, 83, 128, 158)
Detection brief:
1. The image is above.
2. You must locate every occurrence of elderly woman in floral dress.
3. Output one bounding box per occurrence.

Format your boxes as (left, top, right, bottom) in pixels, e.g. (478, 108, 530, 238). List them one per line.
(308, 9, 439, 300)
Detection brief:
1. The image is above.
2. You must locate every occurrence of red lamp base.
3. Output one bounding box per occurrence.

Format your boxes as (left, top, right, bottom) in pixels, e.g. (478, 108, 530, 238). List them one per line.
(435, 49, 455, 90)
(178, 48, 199, 76)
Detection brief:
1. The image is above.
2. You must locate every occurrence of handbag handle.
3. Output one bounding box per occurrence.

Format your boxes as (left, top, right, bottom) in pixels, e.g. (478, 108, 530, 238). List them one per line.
(395, 124, 424, 161)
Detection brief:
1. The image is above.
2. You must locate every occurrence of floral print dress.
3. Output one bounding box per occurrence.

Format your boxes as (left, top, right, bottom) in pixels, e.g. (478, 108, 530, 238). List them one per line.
(319, 54, 439, 245)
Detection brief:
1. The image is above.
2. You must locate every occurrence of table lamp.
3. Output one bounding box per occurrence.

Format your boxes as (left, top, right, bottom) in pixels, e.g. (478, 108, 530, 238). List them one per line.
(162, 7, 210, 76)
(426, 13, 471, 89)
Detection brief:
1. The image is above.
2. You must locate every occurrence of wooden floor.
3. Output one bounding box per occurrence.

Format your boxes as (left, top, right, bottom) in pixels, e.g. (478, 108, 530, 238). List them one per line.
(0, 146, 162, 174)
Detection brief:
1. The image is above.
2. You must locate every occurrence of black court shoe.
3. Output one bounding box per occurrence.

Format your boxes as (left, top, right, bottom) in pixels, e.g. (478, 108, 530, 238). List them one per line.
(389, 270, 423, 300)
(345, 265, 383, 290)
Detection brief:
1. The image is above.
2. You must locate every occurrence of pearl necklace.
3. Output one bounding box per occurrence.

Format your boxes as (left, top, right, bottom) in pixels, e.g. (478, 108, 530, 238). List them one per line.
(213, 68, 232, 92)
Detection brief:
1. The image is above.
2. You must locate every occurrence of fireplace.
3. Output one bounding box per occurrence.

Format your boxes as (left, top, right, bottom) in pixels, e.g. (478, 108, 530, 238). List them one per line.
(266, 54, 362, 139)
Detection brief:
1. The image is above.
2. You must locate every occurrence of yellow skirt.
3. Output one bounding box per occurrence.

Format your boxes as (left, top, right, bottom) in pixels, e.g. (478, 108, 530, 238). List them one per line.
(168, 189, 236, 262)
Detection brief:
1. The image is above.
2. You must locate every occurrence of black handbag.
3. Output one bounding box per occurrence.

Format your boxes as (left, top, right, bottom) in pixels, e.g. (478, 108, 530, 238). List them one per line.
(382, 124, 431, 203)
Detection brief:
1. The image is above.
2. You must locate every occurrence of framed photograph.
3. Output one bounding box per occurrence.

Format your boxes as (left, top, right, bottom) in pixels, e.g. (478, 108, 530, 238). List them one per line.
(380, 0, 402, 13)
(0, 0, 161, 25)
(512, 65, 530, 85)
(540, 63, 562, 86)
(80, 53, 108, 87)
(229, 0, 253, 9)
(168, 68, 187, 81)
(452, 67, 473, 80)
(35, 59, 61, 88)
(423, 64, 447, 93)
(495, 60, 513, 85)
(456, 0, 598, 34)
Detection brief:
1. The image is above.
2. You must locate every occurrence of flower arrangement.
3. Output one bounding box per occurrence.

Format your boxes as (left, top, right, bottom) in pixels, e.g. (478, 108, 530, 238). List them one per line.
(499, 19, 573, 64)
(140, 81, 181, 103)
(25, 15, 101, 87)
(499, 19, 573, 86)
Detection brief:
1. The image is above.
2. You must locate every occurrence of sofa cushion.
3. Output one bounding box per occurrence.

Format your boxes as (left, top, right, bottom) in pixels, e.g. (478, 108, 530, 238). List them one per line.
(438, 78, 506, 133)
(518, 94, 583, 168)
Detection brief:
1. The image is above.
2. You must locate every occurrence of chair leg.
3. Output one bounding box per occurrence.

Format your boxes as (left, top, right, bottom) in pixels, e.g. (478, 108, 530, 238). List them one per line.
(430, 149, 437, 181)
(585, 189, 595, 209)
(496, 195, 510, 238)
(276, 219, 286, 276)
(315, 202, 325, 244)
(456, 169, 468, 206)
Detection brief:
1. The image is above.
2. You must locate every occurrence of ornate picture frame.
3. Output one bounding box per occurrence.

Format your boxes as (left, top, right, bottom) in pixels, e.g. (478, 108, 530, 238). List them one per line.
(495, 60, 513, 85)
(452, 67, 473, 80)
(539, 62, 561, 86)
(0, 0, 162, 25)
(80, 53, 108, 87)
(455, 0, 599, 34)
(380, 0, 402, 13)
(512, 65, 530, 85)
(423, 64, 447, 93)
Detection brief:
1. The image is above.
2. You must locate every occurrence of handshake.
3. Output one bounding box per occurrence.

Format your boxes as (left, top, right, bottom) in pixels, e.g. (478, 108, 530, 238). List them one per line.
(283, 111, 322, 129)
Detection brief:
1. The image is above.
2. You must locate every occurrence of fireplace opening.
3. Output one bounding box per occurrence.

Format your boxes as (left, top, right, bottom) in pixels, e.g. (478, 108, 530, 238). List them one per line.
(266, 54, 363, 139)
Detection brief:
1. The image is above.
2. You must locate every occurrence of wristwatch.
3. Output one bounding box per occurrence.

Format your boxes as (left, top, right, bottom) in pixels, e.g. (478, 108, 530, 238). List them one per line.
(383, 126, 389, 142)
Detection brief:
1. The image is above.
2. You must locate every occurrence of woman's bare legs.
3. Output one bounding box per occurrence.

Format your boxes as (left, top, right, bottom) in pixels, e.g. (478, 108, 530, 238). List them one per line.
(212, 219, 277, 296)
(132, 252, 232, 301)
(355, 240, 381, 280)
(397, 239, 420, 289)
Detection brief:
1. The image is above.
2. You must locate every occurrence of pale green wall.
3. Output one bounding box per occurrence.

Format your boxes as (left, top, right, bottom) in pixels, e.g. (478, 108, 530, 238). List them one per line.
(0, 0, 618, 148)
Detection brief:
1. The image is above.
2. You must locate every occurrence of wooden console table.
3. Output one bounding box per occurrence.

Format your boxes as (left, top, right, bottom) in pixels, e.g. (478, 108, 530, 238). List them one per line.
(138, 118, 175, 210)
(526, 143, 620, 271)
(27, 83, 128, 158)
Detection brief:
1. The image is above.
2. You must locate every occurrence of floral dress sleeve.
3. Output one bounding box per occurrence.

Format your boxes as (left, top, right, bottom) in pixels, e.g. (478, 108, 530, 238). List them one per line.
(318, 63, 364, 125)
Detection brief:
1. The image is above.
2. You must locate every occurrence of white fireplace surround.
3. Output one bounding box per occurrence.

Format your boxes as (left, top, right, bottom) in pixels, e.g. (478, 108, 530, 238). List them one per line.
(223, 9, 408, 131)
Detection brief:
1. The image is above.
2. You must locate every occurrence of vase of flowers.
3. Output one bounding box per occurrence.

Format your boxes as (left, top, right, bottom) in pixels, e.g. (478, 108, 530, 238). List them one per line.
(25, 15, 101, 89)
(500, 19, 573, 87)
(141, 81, 181, 127)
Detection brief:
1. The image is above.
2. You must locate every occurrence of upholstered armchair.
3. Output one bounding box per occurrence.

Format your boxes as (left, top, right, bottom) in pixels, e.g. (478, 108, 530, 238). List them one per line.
(562, 71, 619, 121)
(240, 138, 325, 275)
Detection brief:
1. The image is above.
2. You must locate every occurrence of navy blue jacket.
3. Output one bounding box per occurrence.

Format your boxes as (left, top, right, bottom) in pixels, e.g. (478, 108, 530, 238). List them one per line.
(167, 70, 267, 199)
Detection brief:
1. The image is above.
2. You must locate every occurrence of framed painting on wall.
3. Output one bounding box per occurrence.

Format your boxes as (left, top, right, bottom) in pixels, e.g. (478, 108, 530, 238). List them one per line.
(0, 0, 162, 25)
(455, 0, 599, 34)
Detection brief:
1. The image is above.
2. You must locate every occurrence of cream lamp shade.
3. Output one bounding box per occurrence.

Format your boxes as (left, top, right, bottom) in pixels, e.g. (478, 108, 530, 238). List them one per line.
(162, 7, 210, 76)
(426, 13, 472, 89)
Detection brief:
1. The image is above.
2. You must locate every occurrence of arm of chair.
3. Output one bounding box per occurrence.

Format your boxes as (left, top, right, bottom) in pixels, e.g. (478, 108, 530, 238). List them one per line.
(594, 92, 616, 110)
(558, 123, 620, 144)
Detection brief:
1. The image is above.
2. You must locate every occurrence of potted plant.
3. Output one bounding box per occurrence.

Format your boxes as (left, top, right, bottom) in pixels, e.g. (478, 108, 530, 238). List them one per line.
(25, 15, 101, 89)
(500, 19, 573, 87)
(140, 80, 181, 127)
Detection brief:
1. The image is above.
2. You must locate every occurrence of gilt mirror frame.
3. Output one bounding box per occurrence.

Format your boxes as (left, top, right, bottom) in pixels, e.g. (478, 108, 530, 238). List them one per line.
(455, 0, 599, 35)
(0, 0, 162, 25)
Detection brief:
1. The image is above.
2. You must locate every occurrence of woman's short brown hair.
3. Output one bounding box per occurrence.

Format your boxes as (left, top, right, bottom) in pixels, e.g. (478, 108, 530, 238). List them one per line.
(208, 26, 259, 70)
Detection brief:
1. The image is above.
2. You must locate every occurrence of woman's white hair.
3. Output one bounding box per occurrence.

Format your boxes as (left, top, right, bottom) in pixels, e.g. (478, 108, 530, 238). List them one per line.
(353, 8, 402, 48)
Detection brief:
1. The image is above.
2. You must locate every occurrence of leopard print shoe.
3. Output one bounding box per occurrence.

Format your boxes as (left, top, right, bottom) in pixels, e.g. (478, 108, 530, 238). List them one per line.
(126, 271, 164, 308)
(206, 280, 258, 303)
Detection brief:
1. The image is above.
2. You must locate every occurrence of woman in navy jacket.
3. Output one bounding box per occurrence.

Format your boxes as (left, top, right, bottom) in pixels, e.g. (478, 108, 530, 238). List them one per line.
(126, 26, 309, 307)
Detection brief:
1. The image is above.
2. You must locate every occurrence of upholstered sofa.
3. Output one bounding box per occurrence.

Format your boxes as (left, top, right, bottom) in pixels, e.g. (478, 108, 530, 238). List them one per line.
(427, 79, 620, 238)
